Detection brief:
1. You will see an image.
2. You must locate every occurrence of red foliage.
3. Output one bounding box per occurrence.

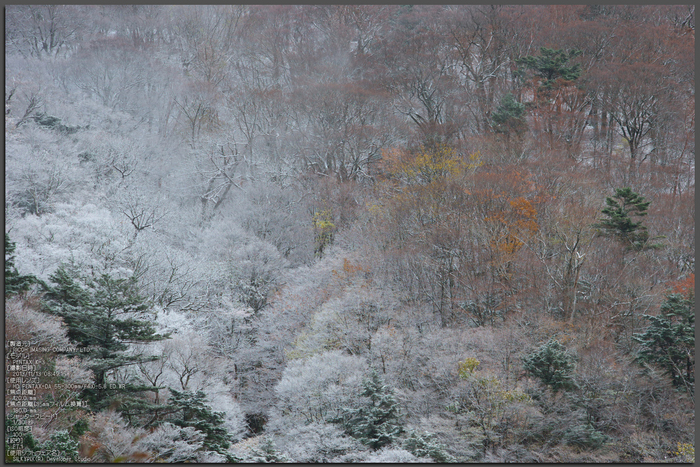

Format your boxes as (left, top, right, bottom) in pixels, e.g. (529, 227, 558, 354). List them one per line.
(670, 273, 695, 299)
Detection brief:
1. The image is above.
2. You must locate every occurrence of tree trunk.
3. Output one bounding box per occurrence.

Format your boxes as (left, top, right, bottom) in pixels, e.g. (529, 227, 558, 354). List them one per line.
(628, 139, 637, 182)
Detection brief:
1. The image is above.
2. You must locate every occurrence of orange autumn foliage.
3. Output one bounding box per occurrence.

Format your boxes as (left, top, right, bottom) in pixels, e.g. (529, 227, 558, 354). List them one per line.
(486, 196, 539, 256)
(670, 273, 694, 299)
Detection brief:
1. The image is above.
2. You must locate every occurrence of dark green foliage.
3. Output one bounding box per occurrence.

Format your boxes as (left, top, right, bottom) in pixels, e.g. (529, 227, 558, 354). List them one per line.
(35, 430, 82, 463)
(5, 233, 37, 298)
(492, 93, 527, 135)
(331, 370, 404, 450)
(6, 412, 37, 463)
(517, 47, 582, 89)
(523, 339, 577, 391)
(562, 423, 609, 449)
(33, 113, 62, 128)
(32, 112, 80, 135)
(5, 414, 81, 463)
(595, 187, 660, 251)
(42, 264, 168, 411)
(165, 389, 232, 458)
(42, 265, 92, 343)
(116, 383, 173, 428)
(633, 294, 695, 394)
(402, 430, 455, 462)
(70, 419, 89, 439)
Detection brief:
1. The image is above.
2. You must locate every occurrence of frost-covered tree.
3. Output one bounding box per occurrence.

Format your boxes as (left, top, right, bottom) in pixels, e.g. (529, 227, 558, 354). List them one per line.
(236, 253, 360, 420)
(363, 446, 424, 462)
(227, 237, 288, 314)
(132, 329, 247, 437)
(8, 201, 132, 282)
(114, 191, 169, 241)
(6, 146, 74, 216)
(266, 421, 364, 463)
(136, 422, 205, 463)
(235, 181, 316, 266)
(127, 239, 210, 312)
(246, 437, 290, 463)
(3, 6, 696, 463)
(5, 296, 70, 348)
(290, 286, 397, 357)
(81, 410, 149, 463)
(5, 5, 89, 58)
(274, 351, 368, 424)
(63, 37, 151, 111)
(196, 299, 255, 358)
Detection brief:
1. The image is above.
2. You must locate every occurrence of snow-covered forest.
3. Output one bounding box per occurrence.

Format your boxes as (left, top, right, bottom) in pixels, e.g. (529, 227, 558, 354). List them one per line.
(5, 5, 695, 463)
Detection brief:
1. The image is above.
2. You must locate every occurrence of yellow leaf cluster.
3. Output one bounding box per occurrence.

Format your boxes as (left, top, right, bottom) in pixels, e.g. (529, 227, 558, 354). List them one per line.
(674, 443, 695, 463)
(312, 210, 335, 231)
(458, 357, 481, 378)
(461, 368, 531, 409)
(465, 150, 484, 172)
(381, 144, 480, 185)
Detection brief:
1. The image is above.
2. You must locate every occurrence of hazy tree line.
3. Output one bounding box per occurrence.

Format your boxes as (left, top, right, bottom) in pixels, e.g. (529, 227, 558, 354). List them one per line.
(5, 5, 694, 462)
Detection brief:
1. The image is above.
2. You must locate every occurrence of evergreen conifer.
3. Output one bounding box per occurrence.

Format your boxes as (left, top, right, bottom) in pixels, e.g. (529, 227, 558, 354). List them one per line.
(522, 339, 577, 391)
(492, 93, 527, 136)
(330, 370, 403, 450)
(633, 293, 695, 394)
(517, 47, 582, 89)
(4, 233, 37, 297)
(42, 265, 169, 412)
(595, 187, 660, 251)
(164, 389, 232, 456)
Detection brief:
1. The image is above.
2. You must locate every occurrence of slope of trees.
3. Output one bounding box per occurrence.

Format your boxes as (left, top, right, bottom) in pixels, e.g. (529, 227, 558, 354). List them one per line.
(5, 5, 694, 463)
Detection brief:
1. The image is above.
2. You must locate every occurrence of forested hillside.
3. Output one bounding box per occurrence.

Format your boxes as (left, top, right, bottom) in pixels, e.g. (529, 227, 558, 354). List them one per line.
(5, 5, 694, 462)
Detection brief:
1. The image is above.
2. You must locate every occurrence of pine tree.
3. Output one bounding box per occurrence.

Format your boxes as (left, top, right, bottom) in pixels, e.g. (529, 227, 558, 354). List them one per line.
(42, 264, 169, 412)
(517, 47, 582, 89)
(402, 430, 455, 462)
(492, 93, 527, 136)
(633, 293, 695, 395)
(595, 187, 659, 251)
(330, 370, 404, 450)
(164, 389, 234, 460)
(4, 233, 37, 298)
(522, 339, 577, 391)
